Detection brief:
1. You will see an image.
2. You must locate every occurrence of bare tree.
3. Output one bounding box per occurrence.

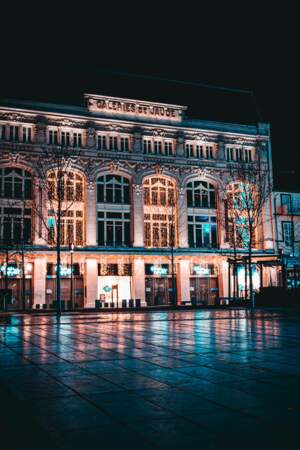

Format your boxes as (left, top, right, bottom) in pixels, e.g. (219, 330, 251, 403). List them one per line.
(32, 144, 82, 316)
(224, 161, 271, 307)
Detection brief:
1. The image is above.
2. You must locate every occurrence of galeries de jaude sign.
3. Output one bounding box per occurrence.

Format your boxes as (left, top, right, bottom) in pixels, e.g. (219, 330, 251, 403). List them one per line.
(85, 94, 186, 122)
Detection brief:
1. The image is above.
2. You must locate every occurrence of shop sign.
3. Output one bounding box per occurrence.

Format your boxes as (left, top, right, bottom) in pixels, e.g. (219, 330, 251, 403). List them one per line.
(150, 265, 168, 275)
(193, 265, 210, 276)
(103, 285, 112, 293)
(54, 265, 72, 276)
(0, 265, 20, 277)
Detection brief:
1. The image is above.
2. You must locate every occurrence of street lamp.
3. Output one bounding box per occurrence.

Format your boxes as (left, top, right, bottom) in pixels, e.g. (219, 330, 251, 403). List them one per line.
(69, 243, 74, 310)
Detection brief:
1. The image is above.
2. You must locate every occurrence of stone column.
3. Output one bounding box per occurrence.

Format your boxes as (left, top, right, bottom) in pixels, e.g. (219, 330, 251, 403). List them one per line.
(35, 116, 47, 145)
(133, 128, 142, 153)
(33, 256, 46, 306)
(132, 258, 146, 305)
(85, 258, 98, 307)
(132, 184, 144, 247)
(86, 183, 97, 246)
(176, 132, 185, 157)
(177, 187, 188, 248)
(177, 260, 190, 304)
(216, 135, 225, 160)
(86, 123, 96, 148)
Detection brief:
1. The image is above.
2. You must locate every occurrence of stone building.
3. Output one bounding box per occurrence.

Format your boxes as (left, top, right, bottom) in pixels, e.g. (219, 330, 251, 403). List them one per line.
(0, 93, 276, 308)
(273, 191, 300, 289)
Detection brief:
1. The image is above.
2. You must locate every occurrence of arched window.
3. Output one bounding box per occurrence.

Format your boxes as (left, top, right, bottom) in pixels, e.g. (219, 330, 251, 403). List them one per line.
(96, 175, 130, 204)
(144, 177, 175, 207)
(143, 177, 177, 248)
(186, 181, 217, 248)
(186, 181, 216, 208)
(225, 182, 257, 248)
(47, 171, 85, 246)
(0, 167, 32, 199)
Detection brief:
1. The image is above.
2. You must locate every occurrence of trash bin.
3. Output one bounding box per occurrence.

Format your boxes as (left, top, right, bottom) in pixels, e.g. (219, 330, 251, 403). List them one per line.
(42, 304, 47, 310)
(35, 304, 40, 309)
(95, 299, 101, 309)
(122, 299, 127, 308)
(129, 299, 134, 308)
(60, 300, 65, 311)
(67, 300, 72, 310)
(104, 302, 109, 308)
(110, 302, 115, 308)
(135, 298, 141, 308)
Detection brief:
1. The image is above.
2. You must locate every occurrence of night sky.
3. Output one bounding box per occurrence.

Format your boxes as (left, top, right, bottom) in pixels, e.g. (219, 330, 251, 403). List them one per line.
(1, 4, 299, 191)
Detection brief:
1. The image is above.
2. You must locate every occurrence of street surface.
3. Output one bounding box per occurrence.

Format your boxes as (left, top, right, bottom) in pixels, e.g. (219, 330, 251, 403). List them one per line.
(0, 309, 300, 450)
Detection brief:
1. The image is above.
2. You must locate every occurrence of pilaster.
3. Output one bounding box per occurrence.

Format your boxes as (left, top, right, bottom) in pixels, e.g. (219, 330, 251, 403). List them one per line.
(177, 260, 190, 304)
(177, 187, 188, 248)
(86, 183, 97, 246)
(85, 258, 98, 307)
(132, 184, 144, 247)
(33, 257, 46, 306)
(132, 258, 146, 305)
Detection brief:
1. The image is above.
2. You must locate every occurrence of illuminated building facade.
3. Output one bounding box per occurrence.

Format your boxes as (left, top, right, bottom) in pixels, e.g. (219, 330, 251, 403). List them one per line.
(0, 93, 276, 308)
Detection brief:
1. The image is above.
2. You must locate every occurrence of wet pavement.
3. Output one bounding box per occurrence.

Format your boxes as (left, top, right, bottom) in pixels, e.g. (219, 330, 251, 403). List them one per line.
(0, 308, 300, 450)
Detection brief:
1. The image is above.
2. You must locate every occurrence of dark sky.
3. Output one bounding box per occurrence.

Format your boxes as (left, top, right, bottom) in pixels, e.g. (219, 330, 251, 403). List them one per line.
(1, 3, 299, 191)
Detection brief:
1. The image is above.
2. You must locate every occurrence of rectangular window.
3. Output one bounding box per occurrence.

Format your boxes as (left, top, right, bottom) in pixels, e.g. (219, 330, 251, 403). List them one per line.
(120, 137, 129, 151)
(282, 221, 293, 246)
(185, 143, 193, 158)
(22, 127, 32, 143)
(164, 141, 173, 155)
(61, 131, 70, 146)
(97, 135, 107, 150)
(1, 125, 6, 140)
(73, 132, 82, 148)
(206, 146, 214, 159)
(244, 148, 252, 162)
(49, 130, 58, 145)
(9, 125, 19, 141)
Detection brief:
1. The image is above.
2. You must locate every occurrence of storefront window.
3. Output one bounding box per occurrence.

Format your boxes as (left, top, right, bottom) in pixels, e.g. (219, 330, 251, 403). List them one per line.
(188, 215, 217, 248)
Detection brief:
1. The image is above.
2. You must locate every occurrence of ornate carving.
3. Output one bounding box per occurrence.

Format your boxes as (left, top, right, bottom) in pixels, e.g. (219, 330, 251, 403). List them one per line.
(0, 113, 25, 122)
(153, 129, 165, 137)
(9, 153, 21, 164)
(154, 164, 163, 175)
(109, 161, 120, 173)
(132, 184, 143, 196)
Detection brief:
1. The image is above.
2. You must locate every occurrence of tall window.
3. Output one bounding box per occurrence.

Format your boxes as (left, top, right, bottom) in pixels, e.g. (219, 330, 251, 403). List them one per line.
(143, 177, 177, 248)
(96, 175, 130, 204)
(185, 143, 215, 159)
(97, 211, 130, 246)
(0, 168, 32, 199)
(73, 132, 82, 148)
(188, 215, 217, 248)
(281, 194, 292, 214)
(47, 171, 84, 246)
(61, 131, 70, 146)
(186, 181, 216, 208)
(22, 127, 32, 143)
(48, 130, 58, 145)
(96, 175, 131, 247)
(97, 134, 107, 150)
(0, 207, 32, 244)
(9, 125, 19, 141)
(282, 222, 293, 246)
(0, 124, 6, 140)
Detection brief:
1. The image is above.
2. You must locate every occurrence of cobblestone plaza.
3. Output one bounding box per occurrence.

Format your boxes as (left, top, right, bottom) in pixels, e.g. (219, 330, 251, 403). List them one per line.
(1, 309, 299, 449)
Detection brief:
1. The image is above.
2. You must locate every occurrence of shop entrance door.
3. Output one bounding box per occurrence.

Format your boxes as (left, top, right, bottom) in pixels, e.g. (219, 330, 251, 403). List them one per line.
(111, 284, 119, 307)
(145, 278, 173, 306)
(190, 277, 218, 305)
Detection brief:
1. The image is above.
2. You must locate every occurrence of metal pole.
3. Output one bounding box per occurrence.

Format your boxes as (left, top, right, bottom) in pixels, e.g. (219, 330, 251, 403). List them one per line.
(228, 260, 231, 301)
(70, 243, 74, 310)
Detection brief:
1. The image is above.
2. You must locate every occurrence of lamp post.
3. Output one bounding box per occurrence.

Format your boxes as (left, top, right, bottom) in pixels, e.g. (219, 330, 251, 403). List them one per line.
(70, 243, 74, 310)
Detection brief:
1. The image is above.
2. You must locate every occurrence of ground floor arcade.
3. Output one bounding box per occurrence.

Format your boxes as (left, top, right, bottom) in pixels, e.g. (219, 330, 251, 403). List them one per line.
(0, 252, 280, 309)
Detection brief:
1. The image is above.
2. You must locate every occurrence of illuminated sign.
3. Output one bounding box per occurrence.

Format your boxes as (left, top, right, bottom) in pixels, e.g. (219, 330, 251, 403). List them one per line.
(55, 266, 72, 276)
(237, 266, 260, 290)
(85, 94, 186, 121)
(193, 265, 210, 276)
(150, 266, 168, 276)
(103, 285, 112, 293)
(0, 265, 20, 277)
